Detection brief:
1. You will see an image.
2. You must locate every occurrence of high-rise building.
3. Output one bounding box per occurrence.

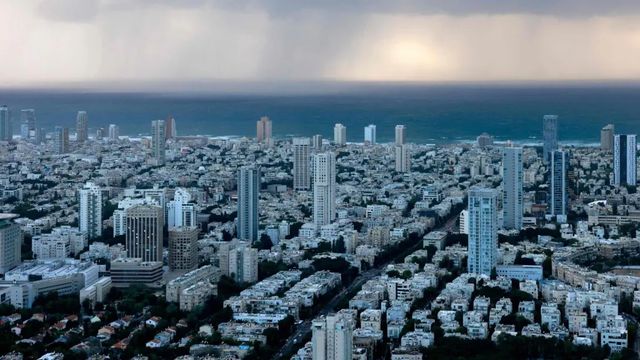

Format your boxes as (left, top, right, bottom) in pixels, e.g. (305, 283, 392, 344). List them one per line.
(125, 204, 164, 262)
(364, 124, 376, 144)
(53, 126, 69, 154)
(76, 111, 88, 143)
(601, 124, 615, 152)
(476, 133, 493, 148)
(549, 150, 568, 217)
(0, 214, 21, 274)
(394, 145, 410, 173)
(168, 227, 199, 271)
(614, 134, 637, 186)
(20, 109, 36, 140)
(334, 123, 346, 146)
(312, 134, 323, 150)
(467, 188, 498, 276)
(395, 125, 406, 146)
(165, 116, 177, 140)
(151, 120, 166, 165)
(256, 116, 272, 144)
(167, 188, 196, 229)
(502, 147, 523, 230)
(78, 182, 103, 240)
(312, 313, 354, 360)
(228, 245, 258, 283)
(293, 138, 311, 191)
(237, 167, 260, 242)
(108, 124, 119, 141)
(543, 115, 559, 162)
(0, 106, 11, 141)
(313, 152, 336, 226)
(95, 127, 105, 140)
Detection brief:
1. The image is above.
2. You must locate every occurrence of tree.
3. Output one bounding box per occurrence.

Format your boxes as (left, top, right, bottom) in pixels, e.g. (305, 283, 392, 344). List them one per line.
(255, 233, 273, 250)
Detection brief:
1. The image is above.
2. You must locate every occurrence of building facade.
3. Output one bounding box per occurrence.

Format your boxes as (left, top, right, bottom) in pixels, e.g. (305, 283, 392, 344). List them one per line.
(614, 134, 637, 186)
(237, 167, 260, 242)
(502, 147, 523, 230)
(467, 188, 498, 276)
(313, 152, 336, 226)
(78, 182, 103, 240)
(125, 204, 164, 262)
(543, 115, 558, 163)
(293, 137, 311, 191)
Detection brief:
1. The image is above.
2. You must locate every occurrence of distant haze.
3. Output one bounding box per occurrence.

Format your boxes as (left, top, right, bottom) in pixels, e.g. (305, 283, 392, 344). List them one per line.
(2, 1, 640, 85)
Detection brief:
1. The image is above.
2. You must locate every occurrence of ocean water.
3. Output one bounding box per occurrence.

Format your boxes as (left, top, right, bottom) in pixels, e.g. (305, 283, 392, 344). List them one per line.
(1, 83, 639, 144)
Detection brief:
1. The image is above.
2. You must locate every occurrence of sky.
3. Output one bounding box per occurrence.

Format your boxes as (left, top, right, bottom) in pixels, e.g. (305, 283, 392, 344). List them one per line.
(1, 0, 640, 85)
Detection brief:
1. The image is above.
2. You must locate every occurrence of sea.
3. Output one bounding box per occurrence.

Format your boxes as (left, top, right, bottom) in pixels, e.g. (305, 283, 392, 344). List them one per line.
(1, 82, 639, 145)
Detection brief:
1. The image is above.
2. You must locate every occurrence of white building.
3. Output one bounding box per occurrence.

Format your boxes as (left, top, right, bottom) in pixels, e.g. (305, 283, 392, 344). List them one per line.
(502, 147, 523, 230)
(364, 124, 376, 145)
(78, 182, 102, 240)
(334, 123, 346, 146)
(313, 152, 336, 226)
(151, 119, 166, 165)
(237, 167, 260, 242)
(167, 188, 196, 229)
(312, 313, 354, 360)
(293, 138, 311, 191)
(395, 125, 406, 146)
(467, 188, 498, 275)
(0, 214, 21, 274)
(395, 145, 410, 173)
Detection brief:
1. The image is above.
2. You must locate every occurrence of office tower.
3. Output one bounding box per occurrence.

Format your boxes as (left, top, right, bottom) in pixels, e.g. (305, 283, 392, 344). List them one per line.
(125, 204, 164, 262)
(0, 106, 10, 141)
(502, 147, 523, 230)
(256, 116, 272, 144)
(108, 124, 119, 141)
(467, 188, 498, 276)
(549, 150, 568, 217)
(476, 133, 493, 147)
(229, 245, 258, 283)
(293, 138, 311, 191)
(394, 145, 410, 173)
(312, 134, 323, 150)
(364, 124, 376, 144)
(543, 115, 559, 162)
(0, 214, 21, 274)
(312, 313, 354, 360)
(614, 134, 637, 186)
(151, 120, 166, 165)
(78, 182, 103, 240)
(53, 126, 69, 154)
(313, 152, 336, 226)
(167, 188, 196, 229)
(20, 109, 36, 140)
(237, 167, 260, 242)
(165, 116, 177, 140)
(168, 227, 199, 271)
(95, 127, 105, 140)
(601, 124, 615, 152)
(34, 127, 44, 144)
(395, 125, 406, 146)
(334, 123, 347, 146)
(76, 111, 88, 143)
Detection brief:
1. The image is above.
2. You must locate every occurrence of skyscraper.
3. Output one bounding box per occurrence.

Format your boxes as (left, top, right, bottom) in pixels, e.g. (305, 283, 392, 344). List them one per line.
(395, 125, 406, 146)
(167, 188, 196, 229)
(293, 138, 311, 191)
(313, 152, 336, 226)
(95, 127, 105, 140)
(614, 134, 637, 186)
(334, 123, 346, 146)
(502, 147, 523, 230)
(312, 313, 354, 360)
(0, 214, 21, 274)
(256, 116, 272, 145)
(543, 115, 558, 162)
(151, 120, 166, 165)
(20, 109, 36, 140)
(549, 150, 568, 217)
(126, 204, 164, 262)
(53, 126, 69, 154)
(108, 124, 119, 141)
(228, 244, 258, 283)
(76, 111, 88, 143)
(467, 188, 498, 276)
(601, 124, 615, 152)
(0, 106, 11, 141)
(312, 134, 323, 150)
(165, 116, 177, 140)
(168, 227, 199, 271)
(78, 182, 103, 240)
(364, 124, 376, 144)
(237, 167, 260, 242)
(395, 145, 410, 173)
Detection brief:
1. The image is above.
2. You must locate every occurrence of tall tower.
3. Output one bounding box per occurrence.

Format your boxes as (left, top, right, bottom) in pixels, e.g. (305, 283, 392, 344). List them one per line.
(20, 109, 36, 140)
(364, 125, 376, 145)
(108, 124, 119, 141)
(543, 115, 558, 163)
(334, 123, 346, 146)
(256, 116, 272, 145)
(125, 204, 164, 262)
(313, 152, 336, 226)
(312, 313, 354, 360)
(467, 188, 498, 276)
(0, 214, 21, 274)
(293, 138, 311, 191)
(76, 111, 88, 143)
(229, 245, 258, 283)
(168, 227, 199, 271)
(165, 116, 177, 140)
(167, 188, 196, 229)
(0, 106, 11, 141)
(395, 145, 410, 173)
(312, 134, 323, 150)
(549, 150, 568, 217)
(78, 182, 103, 240)
(601, 124, 615, 152)
(395, 125, 406, 146)
(614, 134, 637, 186)
(502, 147, 523, 230)
(237, 167, 260, 242)
(151, 120, 166, 165)
(53, 126, 69, 154)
